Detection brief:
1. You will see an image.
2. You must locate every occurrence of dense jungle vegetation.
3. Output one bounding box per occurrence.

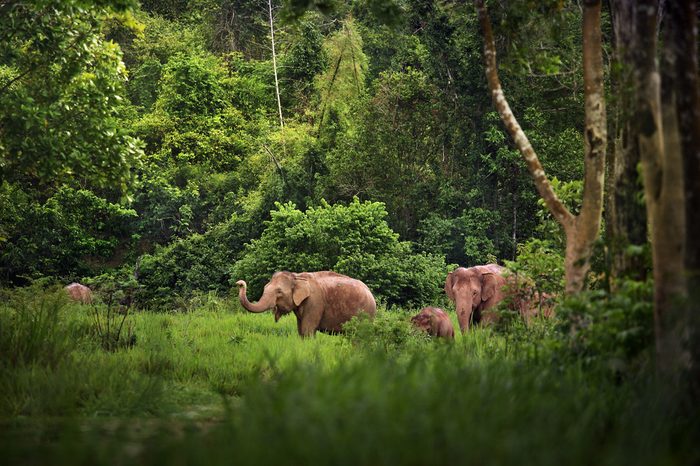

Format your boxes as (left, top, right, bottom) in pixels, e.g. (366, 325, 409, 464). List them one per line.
(0, 0, 698, 464)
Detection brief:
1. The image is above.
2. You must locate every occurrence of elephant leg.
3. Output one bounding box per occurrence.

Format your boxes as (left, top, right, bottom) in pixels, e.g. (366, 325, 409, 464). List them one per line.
(457, 308, 473, 333)
(296, 306, 323, 337)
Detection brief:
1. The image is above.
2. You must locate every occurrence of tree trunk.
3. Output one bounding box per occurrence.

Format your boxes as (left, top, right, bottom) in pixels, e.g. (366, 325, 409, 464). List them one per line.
(268, 0, 284, 128)
(574, 0, 607, 293)
(635, 0, 687, 373)
(607, 1, 648, 285)
(474, 0, 606, 294)
(664, 0, 699, 381)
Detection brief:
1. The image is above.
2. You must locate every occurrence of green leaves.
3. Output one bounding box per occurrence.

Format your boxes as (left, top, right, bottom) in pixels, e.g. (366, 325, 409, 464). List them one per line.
(315, 18, 368, 130)
(0, 184, 137, 282)
(157, 54, 226, 118)
(232, 198, 447, 306)
(556, 279, 654, 373)
(0, 0, 142, 192)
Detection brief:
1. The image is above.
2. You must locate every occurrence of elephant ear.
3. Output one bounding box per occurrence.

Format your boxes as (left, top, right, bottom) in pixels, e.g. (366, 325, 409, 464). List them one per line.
(481, 272, 497, 302)
(292, 277, 311, 307)
(444, 272, 455, 300)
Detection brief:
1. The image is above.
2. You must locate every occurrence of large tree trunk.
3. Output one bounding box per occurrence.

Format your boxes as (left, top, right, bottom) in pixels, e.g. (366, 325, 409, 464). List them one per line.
(665, 0, 699, 381)
(635, 0, 687, 373)
(474, 0, 606, 295)
(607, 1, 648, 285)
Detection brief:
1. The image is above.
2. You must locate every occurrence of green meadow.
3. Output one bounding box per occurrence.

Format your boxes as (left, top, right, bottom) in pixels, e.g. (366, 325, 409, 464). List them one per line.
(1, 286, 696, 466)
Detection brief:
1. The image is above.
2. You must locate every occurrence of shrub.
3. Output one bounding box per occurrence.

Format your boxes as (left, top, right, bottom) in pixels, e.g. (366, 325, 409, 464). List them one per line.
(504, 238, 565, 296)
(135, 213, 253, 309)
(231, 198, 448, 307)
(84, 273, 138, 351)
(0, 184, 137, 284)
(342, 310, 431, 353)
(554, 279, 654, 374)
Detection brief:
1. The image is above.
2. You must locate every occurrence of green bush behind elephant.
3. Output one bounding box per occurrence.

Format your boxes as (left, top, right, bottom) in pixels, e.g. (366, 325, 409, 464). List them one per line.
(231, 199, 448, 307)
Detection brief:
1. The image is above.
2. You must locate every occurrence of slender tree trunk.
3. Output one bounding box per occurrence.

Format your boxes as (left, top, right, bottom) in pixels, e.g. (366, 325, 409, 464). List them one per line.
(474, 0, 606, 294)
(571, 0, 607, 292)
(268, 0, 283, 128)
(607, 1, 648, 285)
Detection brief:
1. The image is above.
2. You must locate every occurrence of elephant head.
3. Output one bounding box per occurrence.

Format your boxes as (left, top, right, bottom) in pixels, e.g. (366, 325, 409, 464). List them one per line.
(236, 272, 311, 322)
(410, 311, 434, 333)
(444, 264, 505, 333)
(410, 307, 455, 339)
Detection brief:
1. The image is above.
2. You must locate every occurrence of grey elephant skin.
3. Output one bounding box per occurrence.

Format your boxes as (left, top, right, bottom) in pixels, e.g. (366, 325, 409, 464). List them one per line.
(444, 264, 507, 333)
(236, 271, 377, 337)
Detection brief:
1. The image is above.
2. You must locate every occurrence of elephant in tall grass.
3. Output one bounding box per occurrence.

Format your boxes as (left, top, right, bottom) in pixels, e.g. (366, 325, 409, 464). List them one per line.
(444, 264, 507, 333)
(236, 271, 376, 337)
(410, 307, 455, 339)
(64, 282, 93, 304)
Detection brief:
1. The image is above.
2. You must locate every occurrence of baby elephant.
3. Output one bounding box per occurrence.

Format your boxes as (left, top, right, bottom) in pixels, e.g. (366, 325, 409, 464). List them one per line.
(410, 307, 455, 339)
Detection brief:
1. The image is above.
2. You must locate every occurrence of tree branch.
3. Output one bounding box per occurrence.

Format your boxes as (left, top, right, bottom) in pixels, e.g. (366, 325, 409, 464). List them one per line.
(474, 0, 574, 227)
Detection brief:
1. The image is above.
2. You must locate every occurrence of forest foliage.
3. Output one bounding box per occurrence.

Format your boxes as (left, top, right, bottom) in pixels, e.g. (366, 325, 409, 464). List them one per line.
(1, 0, 585, 308)
(1, 1, 699, 463)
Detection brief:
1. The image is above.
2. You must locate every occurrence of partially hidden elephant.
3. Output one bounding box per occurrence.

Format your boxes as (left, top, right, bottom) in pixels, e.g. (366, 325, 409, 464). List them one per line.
(444, 264, 507, 333)
(236, 271, 377, 337)
(410, 307, 455, 339)
(64, 282, 93, 304)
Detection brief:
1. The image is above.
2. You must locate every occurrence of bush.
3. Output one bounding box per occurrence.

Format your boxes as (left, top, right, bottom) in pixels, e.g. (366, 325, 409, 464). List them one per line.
(342, 310, 431, 353)
(0, 184, 137, 284)
(135, 213, 254, 309)
(554, 279, 654, 374)
(504, 238, 565, 296)
(84, 272, 138, 351)
(232, 198, 448, 307)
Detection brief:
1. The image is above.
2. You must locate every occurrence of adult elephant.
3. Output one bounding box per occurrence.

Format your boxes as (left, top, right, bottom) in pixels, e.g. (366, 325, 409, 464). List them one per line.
(236, 271, 376, 337)
(444, 264, 507, 333)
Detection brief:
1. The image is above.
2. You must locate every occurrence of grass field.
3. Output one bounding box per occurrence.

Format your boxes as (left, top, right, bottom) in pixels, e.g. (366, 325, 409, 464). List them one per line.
(0, 287, 697, 465)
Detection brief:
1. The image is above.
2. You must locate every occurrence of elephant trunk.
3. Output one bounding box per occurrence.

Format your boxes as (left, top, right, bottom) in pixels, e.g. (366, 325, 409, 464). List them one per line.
(455, 294, 474, 332)
(236, 280, 273, 313)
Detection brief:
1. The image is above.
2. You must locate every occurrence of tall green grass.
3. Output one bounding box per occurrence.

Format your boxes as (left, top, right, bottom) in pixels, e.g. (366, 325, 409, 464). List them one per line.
(0, 286, 696, 465)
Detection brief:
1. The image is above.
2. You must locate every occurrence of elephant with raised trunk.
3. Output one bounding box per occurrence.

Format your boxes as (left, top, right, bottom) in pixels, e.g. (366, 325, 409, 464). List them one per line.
(236, 271, 376, 337)
(444, 264, 507, 333)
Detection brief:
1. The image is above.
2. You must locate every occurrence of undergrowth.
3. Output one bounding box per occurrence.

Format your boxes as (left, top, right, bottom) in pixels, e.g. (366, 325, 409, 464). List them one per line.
(0, 283, 696, 466)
